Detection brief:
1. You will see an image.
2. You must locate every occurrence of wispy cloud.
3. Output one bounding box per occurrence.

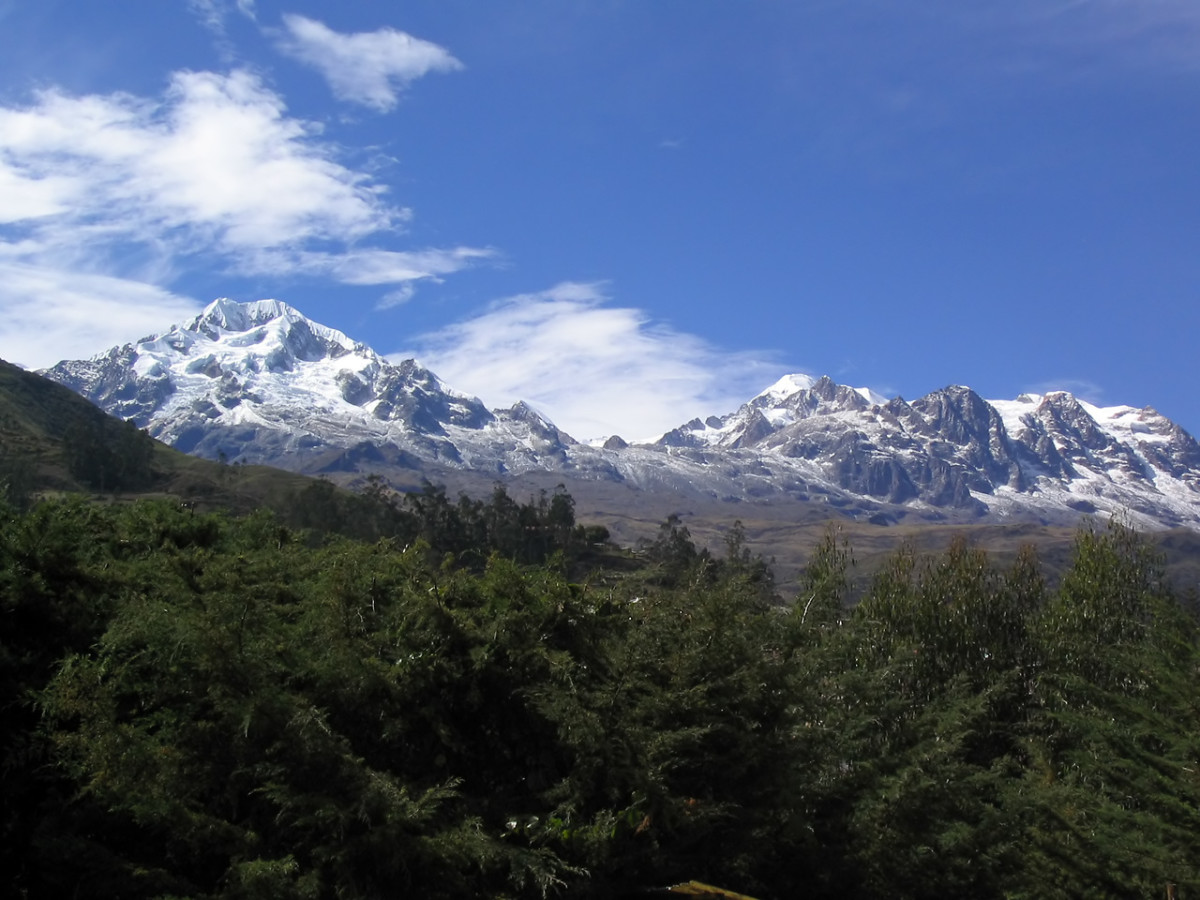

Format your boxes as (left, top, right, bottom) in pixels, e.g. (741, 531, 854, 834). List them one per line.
(375, 283, 417, 311)
(398, 282, 786, 441)
(311, 247, 496, 286)
(1028, 377, 1106, 404)
(1021, 0, 1200, 71)
(0, 67, 488, 362)
(914, 0, 1200, 77)
(274, 14, 463, 112)
(0, 262, 200, 369)
(187, 0, 257, 60)
(187, 0, 257, 33)
(234, 245, 495, 285)
(0, 69, 395, 258)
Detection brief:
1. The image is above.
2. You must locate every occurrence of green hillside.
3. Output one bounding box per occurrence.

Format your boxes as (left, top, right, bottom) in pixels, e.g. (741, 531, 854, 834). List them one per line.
(0, 358, 337, 517)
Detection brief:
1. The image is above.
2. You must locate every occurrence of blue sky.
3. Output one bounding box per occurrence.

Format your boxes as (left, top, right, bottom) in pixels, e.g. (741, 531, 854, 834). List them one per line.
(1, 1, 1197, 440)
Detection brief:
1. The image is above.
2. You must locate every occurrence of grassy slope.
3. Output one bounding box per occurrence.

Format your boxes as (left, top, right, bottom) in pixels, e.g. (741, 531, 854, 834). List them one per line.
(475, 466, 1198, 594)
(0, 359, 318, 515)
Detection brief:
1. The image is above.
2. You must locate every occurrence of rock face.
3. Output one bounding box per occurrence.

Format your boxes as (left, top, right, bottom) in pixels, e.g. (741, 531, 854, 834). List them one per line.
(652, 373, 1200, 526)
(41, 299, 1200, 529)
(42, 298, 577, 475)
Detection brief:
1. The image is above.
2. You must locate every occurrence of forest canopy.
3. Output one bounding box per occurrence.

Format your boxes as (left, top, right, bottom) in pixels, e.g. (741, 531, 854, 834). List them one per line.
(3, 489, 1200, 899)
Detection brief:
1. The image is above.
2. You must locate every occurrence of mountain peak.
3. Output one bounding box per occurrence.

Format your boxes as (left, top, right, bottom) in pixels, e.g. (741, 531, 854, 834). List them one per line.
(752, 373, 887, 410)
(38, 298, 1200, 530)
(189, 297, 290, 332)
(183, 298, 360, 359)
(755, 373, 818, 404)
(40, 297, 580, 469)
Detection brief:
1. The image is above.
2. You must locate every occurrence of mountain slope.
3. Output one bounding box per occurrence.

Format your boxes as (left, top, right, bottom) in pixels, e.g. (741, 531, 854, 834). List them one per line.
(40, 298, 1200, 530)
(655, 374, 1200, 527)
(43, 298, 576, 474)
(0, 355, 327, 515)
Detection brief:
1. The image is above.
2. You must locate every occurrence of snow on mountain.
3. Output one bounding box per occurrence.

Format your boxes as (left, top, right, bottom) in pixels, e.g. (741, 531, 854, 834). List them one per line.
(41, 298, 575, 472)
(39, 298, 1200, 530)
(642, 376, 1200, 528)
(757, 373, 818, 405)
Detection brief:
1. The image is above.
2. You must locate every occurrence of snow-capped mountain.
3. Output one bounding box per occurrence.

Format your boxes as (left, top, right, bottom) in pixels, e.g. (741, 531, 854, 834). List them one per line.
(40, 298, 1200, 529)
(42, 298, 577, 473)
(652, 374, 1200, 527)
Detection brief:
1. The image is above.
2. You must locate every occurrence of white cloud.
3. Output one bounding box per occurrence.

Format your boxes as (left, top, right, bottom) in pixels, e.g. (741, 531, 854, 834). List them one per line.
(275, 15, 463, 112)
(234, 245, 494, 285)
(187, 0, 258, 60)
(0, 68, 490, 360)
(0, 166, 74, 222)
(398, 282, 786, 441)
(310, 247, 496, 285)
(0, 262, 200, 369)
(1028, 378, 1106, 404)
(376, 283, 417, 311)
(188, 0, 230, 34)
(188, 0, 257, 31)
(0, 70, 397, 257)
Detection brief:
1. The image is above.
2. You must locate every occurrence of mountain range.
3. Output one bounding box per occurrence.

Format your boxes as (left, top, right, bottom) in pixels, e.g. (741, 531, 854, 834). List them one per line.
(41, 298, 1200, 533)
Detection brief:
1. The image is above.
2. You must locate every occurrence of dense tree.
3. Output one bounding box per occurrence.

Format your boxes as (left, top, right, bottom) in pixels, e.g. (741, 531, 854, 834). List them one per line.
(5, 493, 1200, 898)
(1012, 521, 1200, 898)
(61, 417, 156, 491)
(0, 441, 33, 510)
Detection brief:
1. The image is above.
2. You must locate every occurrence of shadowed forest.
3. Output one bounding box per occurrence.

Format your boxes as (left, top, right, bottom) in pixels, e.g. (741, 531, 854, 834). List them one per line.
(4, 482, 1200, 899)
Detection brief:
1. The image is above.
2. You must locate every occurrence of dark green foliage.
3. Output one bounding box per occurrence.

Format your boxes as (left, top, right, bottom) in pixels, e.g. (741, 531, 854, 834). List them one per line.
(641, 513, 703, 584)
(282, 480, 585, 570)
(6, 494, 1200, 898)
(1011, 521, 1200, 898)
(794, 525, 853, 634)
(0, 438, 34, 510)
(61, 416, 156, 491)
(0, 360, 160, 492)
(789, 522, 1200, 900)
(0, 499, 132, 896)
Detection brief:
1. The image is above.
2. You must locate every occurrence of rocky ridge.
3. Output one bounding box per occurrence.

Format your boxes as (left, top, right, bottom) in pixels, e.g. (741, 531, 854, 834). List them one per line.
(41, 299, 1200, 530)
